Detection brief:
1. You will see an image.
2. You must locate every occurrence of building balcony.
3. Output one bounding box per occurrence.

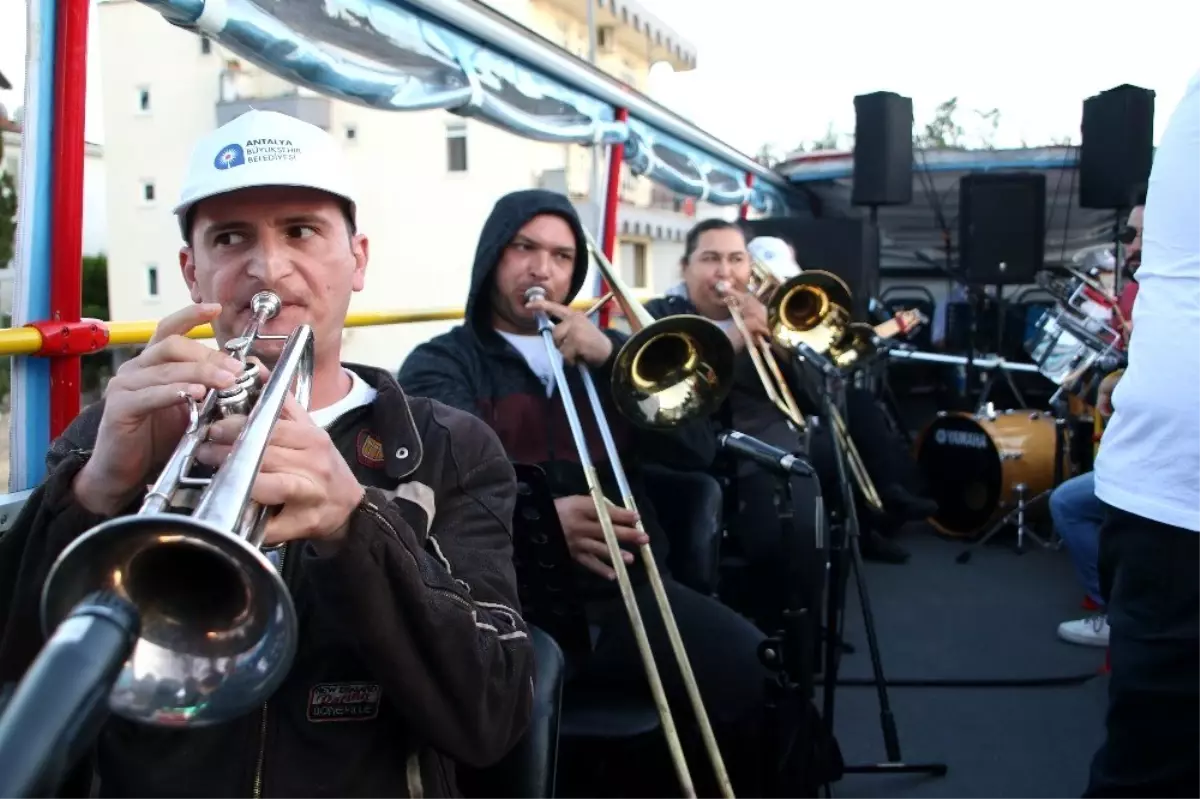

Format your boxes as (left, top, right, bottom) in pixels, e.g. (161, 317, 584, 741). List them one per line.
(216, 92, 332, 130)
(536, 0, 697, 71)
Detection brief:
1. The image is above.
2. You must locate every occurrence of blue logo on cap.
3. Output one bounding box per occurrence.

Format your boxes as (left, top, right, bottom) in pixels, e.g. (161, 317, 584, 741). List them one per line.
(213, 143, 245, 170)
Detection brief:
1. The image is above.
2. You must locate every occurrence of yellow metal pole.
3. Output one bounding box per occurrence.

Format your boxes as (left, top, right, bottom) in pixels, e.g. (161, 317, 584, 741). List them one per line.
(0, 295, 636, 357)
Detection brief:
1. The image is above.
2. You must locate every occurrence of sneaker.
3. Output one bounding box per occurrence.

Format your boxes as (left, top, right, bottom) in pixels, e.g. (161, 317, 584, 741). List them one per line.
(1057, 615, 1110, 647)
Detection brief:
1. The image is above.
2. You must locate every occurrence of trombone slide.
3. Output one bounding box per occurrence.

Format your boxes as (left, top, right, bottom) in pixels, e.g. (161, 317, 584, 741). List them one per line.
(530, 298, 698, 798)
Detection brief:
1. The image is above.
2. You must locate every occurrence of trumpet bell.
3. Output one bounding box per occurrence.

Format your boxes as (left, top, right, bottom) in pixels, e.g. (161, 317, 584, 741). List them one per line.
(41, 513, 297, 727)
(768, 270, 854, 356)
(612, 314, 735, 429)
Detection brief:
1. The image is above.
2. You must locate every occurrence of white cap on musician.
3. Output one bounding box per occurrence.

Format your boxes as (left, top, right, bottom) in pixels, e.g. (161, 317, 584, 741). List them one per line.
(748, 236, 801, 280)
(174, 110, 358, 240)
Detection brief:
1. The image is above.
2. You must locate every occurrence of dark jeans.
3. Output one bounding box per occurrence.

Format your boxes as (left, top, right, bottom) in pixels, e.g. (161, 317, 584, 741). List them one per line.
(576, 579, 792, 796)
(1085, 504, 1199, 798)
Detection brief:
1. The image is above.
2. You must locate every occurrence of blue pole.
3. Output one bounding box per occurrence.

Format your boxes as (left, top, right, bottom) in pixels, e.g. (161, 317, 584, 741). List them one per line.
(9, 0, 58, 491)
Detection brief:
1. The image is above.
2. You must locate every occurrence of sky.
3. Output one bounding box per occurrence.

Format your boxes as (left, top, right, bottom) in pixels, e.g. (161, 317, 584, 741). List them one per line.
(0, 0, 1196, 154)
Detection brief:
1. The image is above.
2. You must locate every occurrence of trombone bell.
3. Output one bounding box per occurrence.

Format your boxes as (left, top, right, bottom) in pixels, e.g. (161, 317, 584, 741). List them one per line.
(612, 314, 735, 429)
(767, 270, 853, 357)
(39, 291, 311, 728)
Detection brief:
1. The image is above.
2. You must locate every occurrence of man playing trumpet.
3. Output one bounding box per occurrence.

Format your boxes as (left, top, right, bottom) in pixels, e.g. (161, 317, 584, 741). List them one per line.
(0, 111, 534, 797)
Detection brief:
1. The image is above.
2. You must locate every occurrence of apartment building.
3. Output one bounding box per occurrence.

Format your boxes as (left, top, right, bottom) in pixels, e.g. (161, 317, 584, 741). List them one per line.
(97, 0, 708, 370)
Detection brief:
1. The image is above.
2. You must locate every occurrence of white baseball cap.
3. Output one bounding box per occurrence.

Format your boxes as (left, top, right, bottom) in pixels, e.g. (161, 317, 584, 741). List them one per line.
(174, 109, 358, 239)
(748, 236, 801, 280)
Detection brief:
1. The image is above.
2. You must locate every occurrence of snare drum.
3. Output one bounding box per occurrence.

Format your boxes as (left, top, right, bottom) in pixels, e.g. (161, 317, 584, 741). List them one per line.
(915, 409, 1068, 538)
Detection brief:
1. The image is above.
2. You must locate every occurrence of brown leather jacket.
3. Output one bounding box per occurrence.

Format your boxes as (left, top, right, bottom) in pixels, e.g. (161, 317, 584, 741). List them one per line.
(0, 365, 535, 797)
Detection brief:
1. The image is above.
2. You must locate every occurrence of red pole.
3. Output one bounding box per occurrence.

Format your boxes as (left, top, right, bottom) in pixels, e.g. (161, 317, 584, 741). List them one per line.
(738, 173, 754, 220)
(598, 107, 628, 329)
(48, 0, 90, 438)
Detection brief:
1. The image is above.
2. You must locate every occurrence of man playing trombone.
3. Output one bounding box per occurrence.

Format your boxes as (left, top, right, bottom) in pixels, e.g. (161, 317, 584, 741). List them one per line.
(399, 189, 836, 796)
(0, 111, 534, 797)
(644, 221, 935, 581)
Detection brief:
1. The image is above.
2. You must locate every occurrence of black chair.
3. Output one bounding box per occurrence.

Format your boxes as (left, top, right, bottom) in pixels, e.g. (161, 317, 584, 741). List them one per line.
(642, 464, 724, 596)
(462, 625, 565, 798)
(508, 463, 726, 795)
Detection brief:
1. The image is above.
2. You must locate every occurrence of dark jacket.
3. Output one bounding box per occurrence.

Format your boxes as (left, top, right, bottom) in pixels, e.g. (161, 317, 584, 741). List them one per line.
(0, 365, 535, 797)
(398, 190, 717, 599)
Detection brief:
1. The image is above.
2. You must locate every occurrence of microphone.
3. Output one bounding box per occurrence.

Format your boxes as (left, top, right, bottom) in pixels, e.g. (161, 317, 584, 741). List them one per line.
(0, 591, 140, 798)
(718, 430, 814, 478)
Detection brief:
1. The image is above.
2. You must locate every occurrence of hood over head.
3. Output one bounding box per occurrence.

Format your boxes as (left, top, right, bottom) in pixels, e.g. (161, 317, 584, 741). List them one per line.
(465, 189, 591, 331)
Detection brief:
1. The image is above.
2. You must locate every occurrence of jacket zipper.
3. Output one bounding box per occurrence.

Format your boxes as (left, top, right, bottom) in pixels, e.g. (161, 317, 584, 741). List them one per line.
(252, 542, 289, 799)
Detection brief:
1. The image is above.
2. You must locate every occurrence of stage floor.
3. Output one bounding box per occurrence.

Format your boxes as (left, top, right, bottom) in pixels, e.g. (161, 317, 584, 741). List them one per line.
(829, 522, 1108, 798)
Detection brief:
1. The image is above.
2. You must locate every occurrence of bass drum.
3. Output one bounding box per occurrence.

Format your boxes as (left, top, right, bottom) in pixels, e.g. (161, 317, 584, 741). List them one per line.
(915, 409, 1066, 538)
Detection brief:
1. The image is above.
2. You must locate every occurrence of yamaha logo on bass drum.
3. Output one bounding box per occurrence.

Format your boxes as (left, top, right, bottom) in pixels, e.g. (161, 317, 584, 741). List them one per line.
(934, 428, 990, 449)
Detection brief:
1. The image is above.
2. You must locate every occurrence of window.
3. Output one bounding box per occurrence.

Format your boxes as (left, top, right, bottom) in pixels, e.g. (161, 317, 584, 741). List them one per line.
(446, 122, 467, 173)
(146, 266, 159, 298)
(200, 36, 212, 54)
(345, 124, 358, 141)
(136, 86, 151, 113)
(619, 241, 650, 288)
(140, 180, 156, 204)
(632, 243, 648, 288)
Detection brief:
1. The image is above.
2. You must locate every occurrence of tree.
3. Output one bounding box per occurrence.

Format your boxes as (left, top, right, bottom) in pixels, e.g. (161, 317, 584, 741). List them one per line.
(914, 97, 966, 149)
(0, 134, 16, 268)
(80, 254, 111, 397)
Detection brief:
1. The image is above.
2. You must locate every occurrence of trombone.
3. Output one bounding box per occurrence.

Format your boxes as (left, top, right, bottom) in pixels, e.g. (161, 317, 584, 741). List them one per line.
(715, 277, 806, 429)
(39, 291, 310, 728)
(758, 269, 886, 513)
(527, 233, 735, 799)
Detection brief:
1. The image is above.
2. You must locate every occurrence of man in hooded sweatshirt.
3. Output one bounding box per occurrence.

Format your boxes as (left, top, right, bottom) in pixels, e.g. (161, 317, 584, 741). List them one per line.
(399, 189, 839, 795)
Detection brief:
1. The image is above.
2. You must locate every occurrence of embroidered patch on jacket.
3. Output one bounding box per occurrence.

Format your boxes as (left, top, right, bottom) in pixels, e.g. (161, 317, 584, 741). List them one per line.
(307, 682, 383, 722)
(356, 430, 385, 469)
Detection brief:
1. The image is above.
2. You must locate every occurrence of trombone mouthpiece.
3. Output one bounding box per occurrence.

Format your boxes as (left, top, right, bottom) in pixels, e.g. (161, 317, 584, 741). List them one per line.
(524, 286, 547, 303)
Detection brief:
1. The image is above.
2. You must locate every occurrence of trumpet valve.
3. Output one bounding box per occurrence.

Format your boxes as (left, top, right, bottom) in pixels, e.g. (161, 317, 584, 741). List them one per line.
(216, 363, 262, 417)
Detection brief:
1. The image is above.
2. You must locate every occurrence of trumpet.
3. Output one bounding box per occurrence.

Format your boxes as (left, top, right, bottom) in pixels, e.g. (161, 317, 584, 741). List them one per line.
(40, 291, 312, 728)
(527, 233, 735, 798)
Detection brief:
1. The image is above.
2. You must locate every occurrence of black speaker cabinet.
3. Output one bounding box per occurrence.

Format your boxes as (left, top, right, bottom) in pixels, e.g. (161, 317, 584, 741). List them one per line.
(958, 172, 1046, 285)
(1079, 84, 1155, 210)
(742, 217, 880, 319)
(852, 91, 914, 207)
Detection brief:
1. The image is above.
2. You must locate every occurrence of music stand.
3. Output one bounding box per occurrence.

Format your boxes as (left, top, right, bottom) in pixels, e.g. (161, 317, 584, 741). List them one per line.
(510, 463, 591, 660)
(797, 346, 949, 782)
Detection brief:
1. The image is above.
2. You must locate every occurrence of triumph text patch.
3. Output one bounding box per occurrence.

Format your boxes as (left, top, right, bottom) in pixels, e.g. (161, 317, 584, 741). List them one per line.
(307, 682, 383, 722)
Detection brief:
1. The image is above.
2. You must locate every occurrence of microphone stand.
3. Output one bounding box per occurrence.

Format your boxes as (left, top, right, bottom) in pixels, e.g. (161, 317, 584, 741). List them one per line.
(797, 346, 948, 782)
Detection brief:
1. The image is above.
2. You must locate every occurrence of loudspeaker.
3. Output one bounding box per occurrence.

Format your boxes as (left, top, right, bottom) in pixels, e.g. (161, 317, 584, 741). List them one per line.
(743, 217, 880, 318)
(1079, 84, 1155, 210)
(958, 172, 1046, 285)
(852, 92, 914, 207)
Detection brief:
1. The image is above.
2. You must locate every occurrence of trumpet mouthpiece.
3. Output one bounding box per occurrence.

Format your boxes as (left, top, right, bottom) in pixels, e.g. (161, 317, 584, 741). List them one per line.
(250, 291, 282, 319)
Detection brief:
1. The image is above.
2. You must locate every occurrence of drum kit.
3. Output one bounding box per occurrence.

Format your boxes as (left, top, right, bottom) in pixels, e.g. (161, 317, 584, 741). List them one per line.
(909, 261, 1128, 555)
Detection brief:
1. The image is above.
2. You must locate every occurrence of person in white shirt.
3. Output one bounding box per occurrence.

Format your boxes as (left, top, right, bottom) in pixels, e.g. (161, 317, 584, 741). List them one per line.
(1085, 70, 1200, 799)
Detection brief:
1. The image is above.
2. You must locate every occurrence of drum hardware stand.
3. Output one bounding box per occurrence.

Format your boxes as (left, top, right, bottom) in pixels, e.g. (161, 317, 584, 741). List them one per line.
(956, 405, 1070, 564)
(974, 281, 1029, 410)
(797, 347, 948, 783)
